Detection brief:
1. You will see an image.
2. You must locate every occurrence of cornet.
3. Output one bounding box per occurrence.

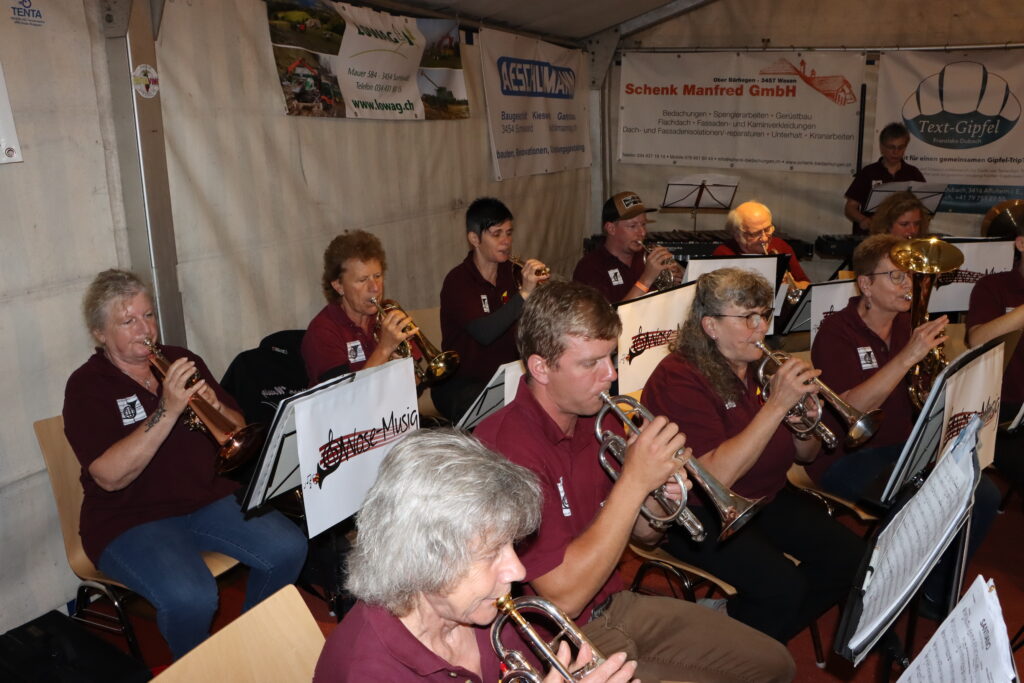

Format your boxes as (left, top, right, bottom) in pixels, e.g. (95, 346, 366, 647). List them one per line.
(761, 243, 803, 306)
(640, 242, 677, 291)
(491, 594, 605, 682)
(595, 392, 763, 542)
(754, 340, 881, 450)
(370, 298, 459, 386)
(510, 255, 553, 281)
(143, 339, 264, 473)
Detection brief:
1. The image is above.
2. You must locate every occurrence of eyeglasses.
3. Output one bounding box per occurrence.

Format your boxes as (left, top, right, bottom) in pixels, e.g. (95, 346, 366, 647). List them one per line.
(714, 311, 773, 329)
(740, 225, 775, 241)
(866, 269, 909, 285)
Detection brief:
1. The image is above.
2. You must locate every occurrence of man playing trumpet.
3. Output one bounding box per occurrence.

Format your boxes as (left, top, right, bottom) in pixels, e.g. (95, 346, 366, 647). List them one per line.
(476, 281, 795, 682)
(302, 230, 418, 385)
(573, 191, 682, 303)
(712, 201, 810, 288)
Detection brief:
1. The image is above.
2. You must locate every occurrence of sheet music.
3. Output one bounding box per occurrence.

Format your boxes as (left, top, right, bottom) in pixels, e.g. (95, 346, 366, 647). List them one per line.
(848, 418, 979, 661)
(897, 575, 1017, 683)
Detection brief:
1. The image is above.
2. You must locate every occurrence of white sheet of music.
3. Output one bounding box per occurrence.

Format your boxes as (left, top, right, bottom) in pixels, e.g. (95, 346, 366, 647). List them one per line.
(897, 575, 1017, 683)
(848, 418, 979, 661)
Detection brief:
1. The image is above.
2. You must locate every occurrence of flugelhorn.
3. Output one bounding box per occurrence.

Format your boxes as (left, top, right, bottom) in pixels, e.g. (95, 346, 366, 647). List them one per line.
(596, 392, 763, 542)
(641, 242, 677, 291)
(491, 594, 605, 683)
(754, 340, 881, 450)
(889, 237, 964, 409)
(143, 339, 264, 473)
(370, 297, 459, 386)
(510, 256, 553, 281)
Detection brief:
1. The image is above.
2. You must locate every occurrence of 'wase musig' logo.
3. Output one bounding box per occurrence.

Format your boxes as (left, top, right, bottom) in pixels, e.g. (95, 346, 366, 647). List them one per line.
(902, 61, 1020, 149)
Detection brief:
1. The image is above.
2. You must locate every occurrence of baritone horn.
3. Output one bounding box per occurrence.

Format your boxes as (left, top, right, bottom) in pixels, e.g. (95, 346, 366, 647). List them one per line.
(889, 237, 964, 409)
(370, 297, 459, 386)
(596, 392, 763, 542)
(143, 339, 264, 474)
(754, 340, 881, 450)
(491, 594, 605, 683)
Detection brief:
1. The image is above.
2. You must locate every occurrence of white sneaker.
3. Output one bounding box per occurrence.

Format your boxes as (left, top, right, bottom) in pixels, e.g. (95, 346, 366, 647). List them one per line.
(697, 597, 728, 612)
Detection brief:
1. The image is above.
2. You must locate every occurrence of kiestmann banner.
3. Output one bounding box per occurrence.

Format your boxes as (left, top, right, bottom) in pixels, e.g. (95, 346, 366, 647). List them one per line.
(478, 28, 591, 180)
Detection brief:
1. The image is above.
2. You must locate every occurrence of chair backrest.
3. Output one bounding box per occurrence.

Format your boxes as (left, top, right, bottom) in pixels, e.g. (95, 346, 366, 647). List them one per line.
(152, 585, 325, 682)
(34, 415, 101, 581)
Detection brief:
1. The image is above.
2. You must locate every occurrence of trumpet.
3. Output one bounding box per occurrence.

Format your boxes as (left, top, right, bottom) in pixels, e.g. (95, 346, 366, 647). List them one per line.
(370, 298, 459, 386)
(143, 339, 264, 473)
(761, 243, 802, 306)
(889, 237, 964, 409)
(640, 242, 678, 291)
(754, 340, 881, 450)
(596, 392, 763, 542)
(510, 255, 552, 280)
(491, 594, 605, 682)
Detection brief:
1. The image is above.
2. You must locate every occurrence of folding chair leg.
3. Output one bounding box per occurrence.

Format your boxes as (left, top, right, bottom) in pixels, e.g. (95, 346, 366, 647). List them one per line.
(73, 581, 144, 662)
(809, 619, 826, 668)
(630, 560, 697, 602)
(1012, 623, 1023, 652)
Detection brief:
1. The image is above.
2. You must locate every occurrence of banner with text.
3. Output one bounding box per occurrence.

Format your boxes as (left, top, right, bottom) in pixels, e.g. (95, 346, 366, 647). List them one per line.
(266, 1, 469, 120)
(876, 51, 1024, 213)
(478, 28, 590, 180)
(618, 52, 864, 174)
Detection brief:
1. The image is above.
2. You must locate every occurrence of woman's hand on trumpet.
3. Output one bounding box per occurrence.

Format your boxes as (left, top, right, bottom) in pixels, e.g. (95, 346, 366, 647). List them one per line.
(161, 357, 205, 417)
(763, 355, 822, 421)
(378, 309, 418, 356)
(518, 257, 550, 297)
(544, 641, 639, 683)
(898, 315, 949, 368)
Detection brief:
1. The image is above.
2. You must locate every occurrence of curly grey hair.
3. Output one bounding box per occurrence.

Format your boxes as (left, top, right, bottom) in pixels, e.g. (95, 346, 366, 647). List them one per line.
(82, 269, 151, 334)
(345, 429, 542, 616)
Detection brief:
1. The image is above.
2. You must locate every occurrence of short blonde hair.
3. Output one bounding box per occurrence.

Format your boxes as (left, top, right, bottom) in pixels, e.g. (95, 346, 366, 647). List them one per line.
(82, 269, 150, 334)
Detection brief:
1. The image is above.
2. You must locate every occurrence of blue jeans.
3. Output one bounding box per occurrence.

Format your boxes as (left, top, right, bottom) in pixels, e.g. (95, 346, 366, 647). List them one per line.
(98, 494, 307, 659)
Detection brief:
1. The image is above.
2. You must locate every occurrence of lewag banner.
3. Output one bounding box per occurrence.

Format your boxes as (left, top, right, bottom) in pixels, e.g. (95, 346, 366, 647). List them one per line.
(295, 358, 419, 537)
(876, 51, 1024, 213)
(266, 0, 469, 120)
(619, 52, 864, 174)
(478, 28, 590, 180)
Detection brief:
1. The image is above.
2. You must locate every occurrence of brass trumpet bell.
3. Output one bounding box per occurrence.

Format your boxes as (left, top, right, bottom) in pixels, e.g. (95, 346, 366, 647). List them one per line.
(371, 298, 459, 386)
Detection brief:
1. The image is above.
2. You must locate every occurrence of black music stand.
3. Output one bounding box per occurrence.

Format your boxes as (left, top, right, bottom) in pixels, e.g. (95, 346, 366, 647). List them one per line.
(864, 181, 948, 214)
(660, 174, 739, 230)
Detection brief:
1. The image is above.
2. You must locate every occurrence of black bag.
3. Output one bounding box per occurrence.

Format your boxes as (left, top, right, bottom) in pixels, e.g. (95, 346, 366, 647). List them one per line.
(219, 329, 309, 427)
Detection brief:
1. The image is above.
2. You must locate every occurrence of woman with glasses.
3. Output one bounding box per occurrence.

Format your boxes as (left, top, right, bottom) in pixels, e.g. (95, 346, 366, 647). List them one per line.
(642, 267, 863, 643)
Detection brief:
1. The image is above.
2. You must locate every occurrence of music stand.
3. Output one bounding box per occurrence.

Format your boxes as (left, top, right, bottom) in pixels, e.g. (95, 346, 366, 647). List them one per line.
(865, 181, 948, 214)
(456, 360, 525, 431)
(660, 174, 739, 230)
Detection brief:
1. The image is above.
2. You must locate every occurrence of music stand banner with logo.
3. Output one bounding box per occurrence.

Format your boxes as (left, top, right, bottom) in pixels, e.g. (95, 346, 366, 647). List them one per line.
(616, 285, 696, 396)
(941, 344, 1003, 469)
(928, 239, 1016, 313)
(810, 280, 858, 345)
(876, 50, 1024, 211)
(478, 28, 591, 180)
(618, 52, 864, 173)
(294, 357, 419, 537)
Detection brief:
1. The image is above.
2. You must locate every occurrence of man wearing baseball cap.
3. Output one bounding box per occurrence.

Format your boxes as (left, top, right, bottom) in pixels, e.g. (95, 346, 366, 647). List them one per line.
(572, 191, 682, 303)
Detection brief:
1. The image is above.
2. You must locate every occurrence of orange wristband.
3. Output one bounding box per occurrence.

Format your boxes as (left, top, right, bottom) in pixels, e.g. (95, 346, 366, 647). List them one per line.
(635, 281, 650, 293)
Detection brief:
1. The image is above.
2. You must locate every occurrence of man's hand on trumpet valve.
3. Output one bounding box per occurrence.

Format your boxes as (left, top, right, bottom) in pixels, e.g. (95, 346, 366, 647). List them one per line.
(621, 414, 691, 498)
(544, 641, 638, 683)
(518, 257, 550, 297)
(900, 315, 949, 366)
(377, 308, 418, 356)
(640, 245, 682, 285)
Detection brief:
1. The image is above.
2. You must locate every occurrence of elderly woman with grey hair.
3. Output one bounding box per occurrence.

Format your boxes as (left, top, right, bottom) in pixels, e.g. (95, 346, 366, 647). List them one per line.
(313, 429, 637, 682)
(642, 267, 863, 645)
(62, 269, 307, 660)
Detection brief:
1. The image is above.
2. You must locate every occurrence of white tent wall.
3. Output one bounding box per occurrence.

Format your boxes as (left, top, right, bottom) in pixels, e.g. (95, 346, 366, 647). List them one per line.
(157, 0, 590, 375)
(608, 0, 1023, 280)
(0, 1, 130, 631)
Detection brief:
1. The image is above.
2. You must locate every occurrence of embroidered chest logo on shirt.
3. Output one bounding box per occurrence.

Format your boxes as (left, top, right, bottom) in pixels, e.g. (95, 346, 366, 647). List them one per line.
(480, 294, 491, 313)
(608, 268, 623, 286)
(857, 346, 879, 370)
(347, 340, 366, 363)
(724, 400, 736, 410)
(116, 395, 146, 426)
(556, 476, 571, 517)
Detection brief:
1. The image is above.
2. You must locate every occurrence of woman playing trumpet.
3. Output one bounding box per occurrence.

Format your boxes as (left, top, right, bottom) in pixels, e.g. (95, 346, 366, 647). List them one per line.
(313, 429, 637, 682)
(63, 269, 307, 659)
(643, 267, 863, 643)
(302, 230, 419, 385)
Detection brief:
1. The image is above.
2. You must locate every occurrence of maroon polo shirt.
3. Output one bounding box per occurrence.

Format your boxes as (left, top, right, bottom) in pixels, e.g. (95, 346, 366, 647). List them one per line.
(475, 377, 625, 624)
(313, 600, 535, 682)
(302, 303, 378, 386)
(808, 296, 915, 481)
(845, 157, 926, 210)
(572, 244, 646, 303)
(967, 267, 1024, 405)
(712, 237, 809, 283)
(63, 347, 239, 563)
(643, 353, 794, 502)
(439, 251, 521, 383)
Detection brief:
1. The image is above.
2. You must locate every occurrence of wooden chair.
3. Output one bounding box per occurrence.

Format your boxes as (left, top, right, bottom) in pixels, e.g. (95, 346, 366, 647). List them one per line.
(628, 543, 827, 668)
(786, 464, 879, 526)
(152, 585, 324, 682)
(34, 415, 239, 661)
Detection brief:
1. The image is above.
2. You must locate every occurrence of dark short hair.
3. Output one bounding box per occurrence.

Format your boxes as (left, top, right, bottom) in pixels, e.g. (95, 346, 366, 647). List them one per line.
(320, 230, 386, 303)
(852, 234, 905, 277)
(879, 122, 910, 144)
(466, 197, 513, 236)
(517, 281, 621, 374)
